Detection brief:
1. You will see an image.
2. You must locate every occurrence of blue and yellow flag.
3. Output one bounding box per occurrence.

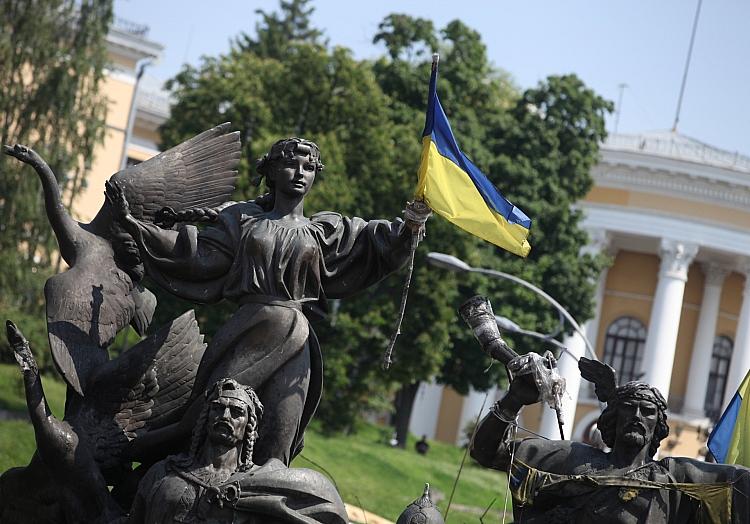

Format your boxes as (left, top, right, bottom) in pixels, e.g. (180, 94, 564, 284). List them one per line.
(708, 369, 750, 465)
(415, 56, 531, 257)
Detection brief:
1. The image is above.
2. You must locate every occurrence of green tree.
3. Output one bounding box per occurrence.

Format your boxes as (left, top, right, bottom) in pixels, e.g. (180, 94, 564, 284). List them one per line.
(373, 14, 437, 61)
(235, 0, 325, 59)
(370, 16, 611, 444)
(0, 0, 112, 369)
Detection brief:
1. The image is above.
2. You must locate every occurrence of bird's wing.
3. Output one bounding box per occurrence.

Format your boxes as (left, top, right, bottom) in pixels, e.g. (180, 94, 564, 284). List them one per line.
(45, 263, 136, 396)
(78, 310, 206, 468)
(129, 284, 156, 337)
(109, 123, 241, 223)
(578, 356, 618, 403)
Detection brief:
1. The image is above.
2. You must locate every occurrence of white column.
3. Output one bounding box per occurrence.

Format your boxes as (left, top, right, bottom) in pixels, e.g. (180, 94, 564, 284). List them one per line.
(641, 239, 698, 399)
(457, 386, 496, 445)
(539, 229, 611, 439)
(580, 228, 615, 360)
(724, 266, 750, 406)
(408, 381, 444, 440)
(584, 262, 613, 364)
(683, 263, 728, 418)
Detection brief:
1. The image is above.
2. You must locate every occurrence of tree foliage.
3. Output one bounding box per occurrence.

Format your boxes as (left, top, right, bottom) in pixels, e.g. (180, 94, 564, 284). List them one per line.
(0, 0, 112, 370)
(373, 14, 437, 61)
(0, 0, 112, 293)
(437, 75, 613, 394)
(158, 2, 611, 438)
(235, 0, 326, 59)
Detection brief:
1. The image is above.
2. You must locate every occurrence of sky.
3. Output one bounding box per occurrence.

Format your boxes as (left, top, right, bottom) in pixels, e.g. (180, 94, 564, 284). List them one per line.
(114, 0, 750, 157)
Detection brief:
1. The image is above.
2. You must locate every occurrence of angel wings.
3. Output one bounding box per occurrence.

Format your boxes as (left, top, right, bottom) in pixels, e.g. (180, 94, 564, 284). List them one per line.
(109, 122, 240, 226)
(5, 123, 241, 396)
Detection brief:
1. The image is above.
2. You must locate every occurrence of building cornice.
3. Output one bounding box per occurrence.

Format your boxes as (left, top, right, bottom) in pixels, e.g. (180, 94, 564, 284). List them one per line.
(593, 159, 750, 211)
(106, 26, 163, 65)
(134, 87, 170, 130)
(580, 203, 750, 262)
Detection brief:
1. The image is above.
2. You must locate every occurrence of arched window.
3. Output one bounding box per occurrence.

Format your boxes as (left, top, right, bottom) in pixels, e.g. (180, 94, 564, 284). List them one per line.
(601, 317, 647, 385)
(704, 336, 733, 421)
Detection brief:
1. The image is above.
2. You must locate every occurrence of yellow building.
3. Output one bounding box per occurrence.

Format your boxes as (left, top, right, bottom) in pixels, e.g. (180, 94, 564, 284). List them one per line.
(411, 132, 750, 459)
(72, 17, 166, 222)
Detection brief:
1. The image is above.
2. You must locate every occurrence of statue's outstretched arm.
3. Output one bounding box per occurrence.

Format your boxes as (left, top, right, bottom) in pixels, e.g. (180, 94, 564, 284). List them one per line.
(106, 181, 232, 280)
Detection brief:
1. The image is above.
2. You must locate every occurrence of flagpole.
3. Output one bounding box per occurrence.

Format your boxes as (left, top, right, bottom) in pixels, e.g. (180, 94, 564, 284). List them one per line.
(672, 0, 703, 132)
(381, 55, 439, 370)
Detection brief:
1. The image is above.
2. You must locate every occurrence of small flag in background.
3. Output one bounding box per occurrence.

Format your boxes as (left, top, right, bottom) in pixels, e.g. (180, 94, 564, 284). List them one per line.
(414, 54, 531, 257)
(708, 369, 750, 465)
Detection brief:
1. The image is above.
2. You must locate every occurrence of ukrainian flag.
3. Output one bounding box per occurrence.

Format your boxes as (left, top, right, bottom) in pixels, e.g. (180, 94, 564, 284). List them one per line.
(708, 369, 750, 465)
(415, 55, 531, 257)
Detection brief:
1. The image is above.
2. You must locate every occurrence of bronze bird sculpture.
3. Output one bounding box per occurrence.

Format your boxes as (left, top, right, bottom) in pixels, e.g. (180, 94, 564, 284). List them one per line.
(2, 123, 240, 396)
(1, 311, 207, 522)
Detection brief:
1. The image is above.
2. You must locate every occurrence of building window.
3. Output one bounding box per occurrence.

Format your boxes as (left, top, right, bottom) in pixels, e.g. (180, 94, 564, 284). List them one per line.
(704, 336, 733, 421)
(601, 317, 647, 385)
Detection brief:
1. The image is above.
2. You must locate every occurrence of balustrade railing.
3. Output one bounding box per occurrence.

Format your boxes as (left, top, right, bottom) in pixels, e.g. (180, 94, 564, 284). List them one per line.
(605, 133, 750, 173)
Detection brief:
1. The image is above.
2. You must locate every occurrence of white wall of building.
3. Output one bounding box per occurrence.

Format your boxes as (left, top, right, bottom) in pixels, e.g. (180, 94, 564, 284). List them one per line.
(407, 381, 444, 440)
(456, 386, 497, 446)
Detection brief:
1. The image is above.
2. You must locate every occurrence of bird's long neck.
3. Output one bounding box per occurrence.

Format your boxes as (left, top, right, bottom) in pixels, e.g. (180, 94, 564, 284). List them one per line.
(22, 368, 54, 432)
(31, 158, 79, 265)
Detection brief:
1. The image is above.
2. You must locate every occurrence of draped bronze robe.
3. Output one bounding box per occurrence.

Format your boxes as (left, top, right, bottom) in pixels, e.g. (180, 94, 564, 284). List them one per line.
(130, 201, 411, 464)
(131, 457, 348, 524)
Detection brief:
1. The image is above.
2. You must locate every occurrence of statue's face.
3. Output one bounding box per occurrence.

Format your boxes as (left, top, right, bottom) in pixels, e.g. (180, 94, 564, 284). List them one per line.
(270, 151, 317, 198)
(208, 397, 248, 447)
(614, 399, 658, 451)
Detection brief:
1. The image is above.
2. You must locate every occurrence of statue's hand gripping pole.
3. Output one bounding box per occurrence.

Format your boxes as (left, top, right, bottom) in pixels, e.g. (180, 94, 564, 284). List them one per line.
(381, 200, 431, 369)
(459, 295, 567, 439)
